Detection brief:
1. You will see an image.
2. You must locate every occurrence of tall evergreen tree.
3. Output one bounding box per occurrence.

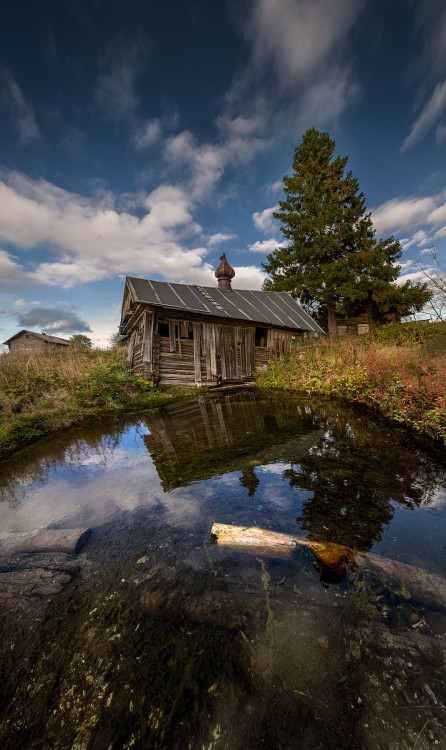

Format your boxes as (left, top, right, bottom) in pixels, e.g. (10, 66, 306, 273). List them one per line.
(262, 128, 431, 335)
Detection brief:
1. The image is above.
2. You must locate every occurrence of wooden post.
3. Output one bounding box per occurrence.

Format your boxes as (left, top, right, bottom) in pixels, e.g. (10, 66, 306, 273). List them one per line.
(128, 330, 136, 365)
(193, 322, 202, 385)
(143, 310, 154, 377)
(210, 324, 217, 378)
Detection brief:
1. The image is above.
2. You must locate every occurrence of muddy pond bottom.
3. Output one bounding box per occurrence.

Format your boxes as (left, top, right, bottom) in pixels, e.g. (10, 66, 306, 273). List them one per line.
(0, 391, 445, 749)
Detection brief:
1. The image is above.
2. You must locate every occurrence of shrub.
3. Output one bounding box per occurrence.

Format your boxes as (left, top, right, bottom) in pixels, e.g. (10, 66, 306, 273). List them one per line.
(256, 323, 446, 444)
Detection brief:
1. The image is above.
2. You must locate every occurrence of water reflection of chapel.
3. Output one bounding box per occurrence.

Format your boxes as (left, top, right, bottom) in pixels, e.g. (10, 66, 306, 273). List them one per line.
(143, 392, 321, 492)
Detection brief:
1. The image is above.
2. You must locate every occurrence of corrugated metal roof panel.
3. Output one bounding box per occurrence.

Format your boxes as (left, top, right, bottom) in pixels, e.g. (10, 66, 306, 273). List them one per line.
(125, 277, 324, 333)
(167, 284, 211, 313)
(244, 291, 291, 327)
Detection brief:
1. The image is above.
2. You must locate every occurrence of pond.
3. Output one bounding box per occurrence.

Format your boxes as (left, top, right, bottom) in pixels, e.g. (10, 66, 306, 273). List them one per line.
(0, 390, 445, 749)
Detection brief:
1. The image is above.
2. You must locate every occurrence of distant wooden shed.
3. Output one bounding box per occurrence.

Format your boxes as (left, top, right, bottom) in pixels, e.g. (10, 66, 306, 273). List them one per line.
(119, 255, 324, 387)
(3, 330, 70, 353)
(335, 313, 371, 337)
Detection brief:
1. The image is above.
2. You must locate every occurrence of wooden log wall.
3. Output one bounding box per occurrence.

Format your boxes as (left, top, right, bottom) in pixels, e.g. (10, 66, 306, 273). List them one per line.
(267, 328, 294, 358)
(126, 304, 297, 385)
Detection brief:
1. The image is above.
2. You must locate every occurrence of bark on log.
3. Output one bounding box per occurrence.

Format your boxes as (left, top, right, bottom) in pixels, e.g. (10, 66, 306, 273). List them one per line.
(0, 528, 90, 556)
(210, 523, 356, 567)
(210, 523, 446, 611)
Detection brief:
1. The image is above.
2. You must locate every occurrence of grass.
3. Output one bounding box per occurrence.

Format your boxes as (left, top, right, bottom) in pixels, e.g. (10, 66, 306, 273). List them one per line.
(0, 347, 195, 461)
(255, 321, 446, 445)
(2, 321, 445, 460)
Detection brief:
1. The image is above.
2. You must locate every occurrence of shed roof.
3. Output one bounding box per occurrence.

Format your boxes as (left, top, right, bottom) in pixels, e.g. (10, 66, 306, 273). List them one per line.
(3, 330, 70, 346)
(125, 277, 324, 333)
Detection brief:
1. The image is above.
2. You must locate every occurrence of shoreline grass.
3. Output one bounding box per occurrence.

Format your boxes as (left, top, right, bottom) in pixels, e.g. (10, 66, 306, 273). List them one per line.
(0, 347, 195, 462)
(1, 322, 445, 462)
(255, 321, 446, 446)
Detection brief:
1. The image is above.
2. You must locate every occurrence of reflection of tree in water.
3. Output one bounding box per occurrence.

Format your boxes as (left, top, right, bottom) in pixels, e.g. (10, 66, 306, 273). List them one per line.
(285, 416, 445, 552)
(239, 465, 260, 497)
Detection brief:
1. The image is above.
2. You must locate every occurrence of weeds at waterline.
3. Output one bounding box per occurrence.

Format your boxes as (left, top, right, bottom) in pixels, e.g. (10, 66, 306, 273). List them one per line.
(256, 322, 446, 445)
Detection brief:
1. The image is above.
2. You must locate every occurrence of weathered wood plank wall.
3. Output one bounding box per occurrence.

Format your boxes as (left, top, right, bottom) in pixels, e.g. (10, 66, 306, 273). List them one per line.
(125, 305, 297, 385)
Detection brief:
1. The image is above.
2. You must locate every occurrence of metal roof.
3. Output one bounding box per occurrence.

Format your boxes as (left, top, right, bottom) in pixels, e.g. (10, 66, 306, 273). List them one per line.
(126, 277, 324, 333)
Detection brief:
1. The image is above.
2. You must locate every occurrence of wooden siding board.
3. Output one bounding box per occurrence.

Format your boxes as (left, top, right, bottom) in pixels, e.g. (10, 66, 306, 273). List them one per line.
(143, 310, 154, 368)
(193, 323, 202, 384)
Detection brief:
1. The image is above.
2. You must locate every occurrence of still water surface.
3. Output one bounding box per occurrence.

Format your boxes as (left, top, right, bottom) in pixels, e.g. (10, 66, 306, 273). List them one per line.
(0, 391, 445, 749)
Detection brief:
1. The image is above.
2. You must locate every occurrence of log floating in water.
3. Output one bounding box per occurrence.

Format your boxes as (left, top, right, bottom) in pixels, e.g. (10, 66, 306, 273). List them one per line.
(209, 523, 356, 569)
(210, 523, 446, 612)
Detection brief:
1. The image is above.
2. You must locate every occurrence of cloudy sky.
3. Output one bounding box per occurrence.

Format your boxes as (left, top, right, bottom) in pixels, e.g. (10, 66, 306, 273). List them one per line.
(1, 0, 446, 346)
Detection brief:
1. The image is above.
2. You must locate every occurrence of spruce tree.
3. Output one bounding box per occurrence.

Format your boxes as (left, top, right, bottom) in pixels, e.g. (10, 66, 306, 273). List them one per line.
(262, 128, 431, 335)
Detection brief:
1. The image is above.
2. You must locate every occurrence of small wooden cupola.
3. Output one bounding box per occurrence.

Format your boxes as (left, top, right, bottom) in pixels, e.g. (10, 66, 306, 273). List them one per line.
(215, 254, 235, 292)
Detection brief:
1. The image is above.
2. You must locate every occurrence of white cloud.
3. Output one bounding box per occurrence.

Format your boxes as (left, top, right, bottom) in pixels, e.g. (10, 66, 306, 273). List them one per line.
(230, 265, 266, 290)
(0, 171, 212, 288)
(413, 229, 431, 246)
(131, 118, 161, 150)
(248, 0, 361, 87)
(372, 196, 437, 235)
(402, 80, 446, 151)
(252, 205, 278, 233)
(220, 0, 363, 141)
(413, 0, 446, 80)
(266, 179, 283, 195)
(0, 170, 269, 292)
(427, 199, 446, 226)
(398, 260, 415, 273)
(207, 232, 236, 247)
(396, 270, 429, 286)
(0, 249, 34, 290)
(165, 131, 226, 200)
(402, 2, 446, 151)
(296, 65, 360, 130)
(0, 66, 41, 145)
(371, 191, 446, 275)
(433, 225, 446, 239)
(248, 238, 279, 254)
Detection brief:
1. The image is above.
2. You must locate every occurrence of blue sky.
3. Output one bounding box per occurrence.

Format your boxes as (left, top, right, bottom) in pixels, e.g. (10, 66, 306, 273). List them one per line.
(1, 0, 446, 346)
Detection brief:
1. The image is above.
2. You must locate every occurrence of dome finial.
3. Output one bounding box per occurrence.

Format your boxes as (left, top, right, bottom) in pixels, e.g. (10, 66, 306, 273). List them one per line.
(215, 254, 235, 291)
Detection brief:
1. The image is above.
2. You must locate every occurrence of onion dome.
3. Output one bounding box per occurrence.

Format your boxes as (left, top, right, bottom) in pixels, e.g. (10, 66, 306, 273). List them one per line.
(215, 254, 235, 291)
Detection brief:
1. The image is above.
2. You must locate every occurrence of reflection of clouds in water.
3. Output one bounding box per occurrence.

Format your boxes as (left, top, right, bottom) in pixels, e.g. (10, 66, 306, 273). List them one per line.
(256, 479, 304, 513)
(0, 450, 215, 534)
(0, 455, 162, 533)
(252, 463, 313, 516)
(160, 484, 215, 529)
(419, 486, 446, 509)
(257, 462, 292, 474)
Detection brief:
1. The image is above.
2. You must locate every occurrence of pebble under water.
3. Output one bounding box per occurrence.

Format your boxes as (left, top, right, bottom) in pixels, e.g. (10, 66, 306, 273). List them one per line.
(0, 390, 445, 749)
